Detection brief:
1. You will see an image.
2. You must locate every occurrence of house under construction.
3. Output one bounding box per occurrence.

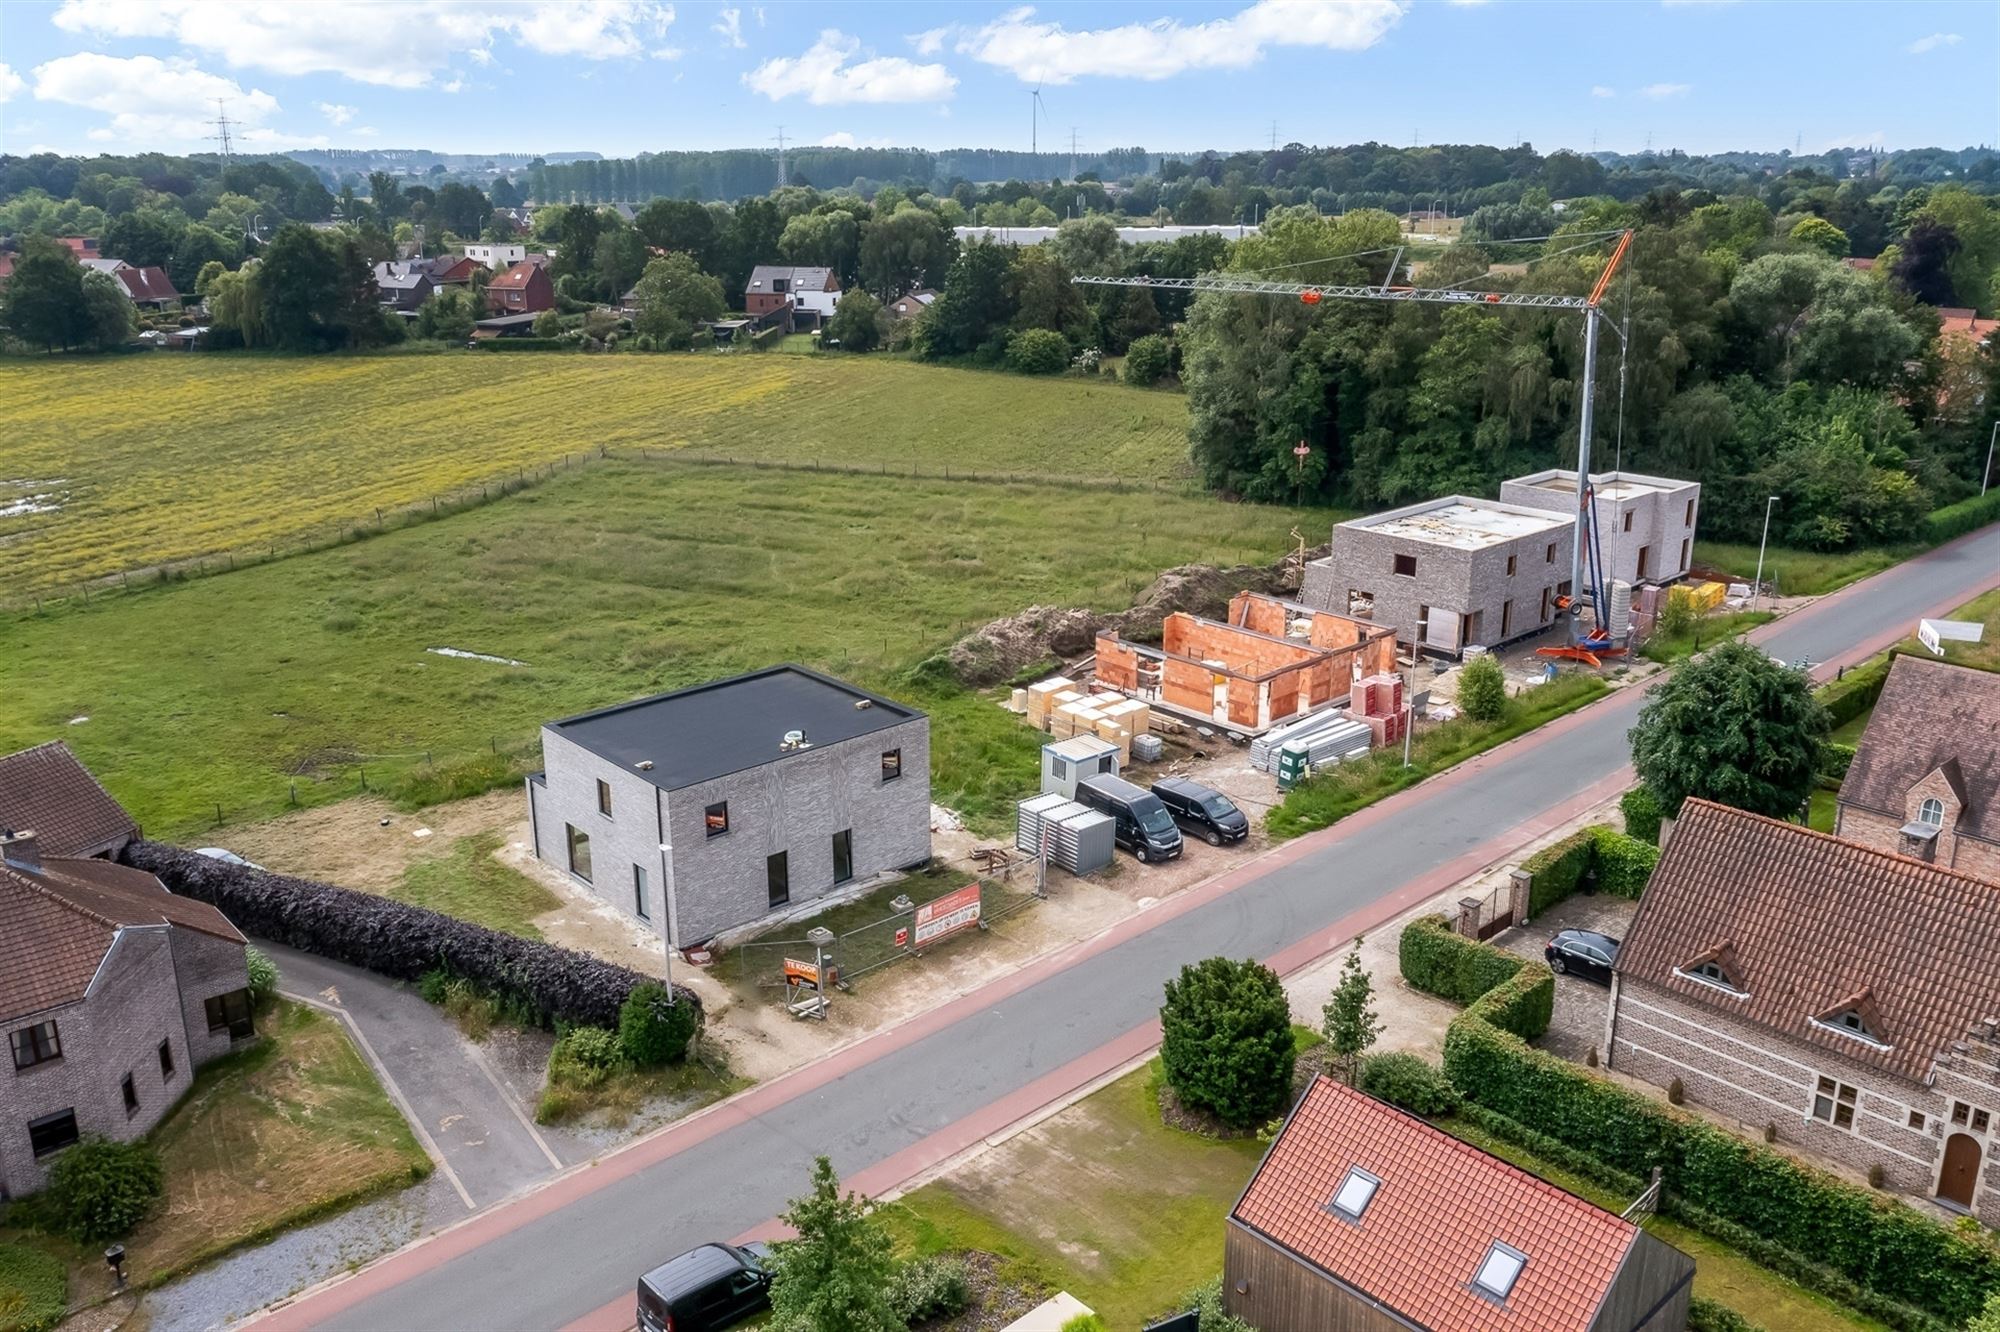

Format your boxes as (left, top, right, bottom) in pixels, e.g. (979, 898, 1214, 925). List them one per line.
(1093, 591, 1398, 733)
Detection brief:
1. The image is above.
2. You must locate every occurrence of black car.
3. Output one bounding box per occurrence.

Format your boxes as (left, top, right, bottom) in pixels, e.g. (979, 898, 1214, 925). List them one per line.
(1544, 928, 1620, 985)
(1150, 777, 1250, 846)
(637, 1242, 771, 1332)
(1075, 774, 1183, 862)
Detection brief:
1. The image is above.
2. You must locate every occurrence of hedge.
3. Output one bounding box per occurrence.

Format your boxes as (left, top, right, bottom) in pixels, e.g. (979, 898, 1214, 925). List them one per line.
(1442, 997, 2000, 1325)
(1397, 915, 1552, 1039)
(1819, 741, 1857, 789)
(1816, 653, 1895, 731)
(1689, 1298, 1765, 1332)
(1520, 824, 1660, 915)
(480, 337, 572, 352)
(124, 841, 701, 1033)
(1620, 786, 1664, 844)
(1924, 489, 2000, 545)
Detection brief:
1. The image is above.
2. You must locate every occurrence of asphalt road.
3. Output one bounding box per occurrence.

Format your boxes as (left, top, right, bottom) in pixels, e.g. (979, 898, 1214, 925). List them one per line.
(305, 523, 2000, 1332)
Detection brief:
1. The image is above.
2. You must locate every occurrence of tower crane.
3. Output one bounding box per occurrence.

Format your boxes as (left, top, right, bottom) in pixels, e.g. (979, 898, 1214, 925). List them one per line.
(1073, 229, 1636, 660)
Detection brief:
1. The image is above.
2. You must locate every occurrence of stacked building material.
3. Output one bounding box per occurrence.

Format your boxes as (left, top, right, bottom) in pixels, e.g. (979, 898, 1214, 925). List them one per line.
(1025, 677, 1075, 731)
(1350, 672, 1407, 748)
(1252, 709, 1372, 773)
(1016, 793, 1073, 855)
(1131, 733, 1165, 763)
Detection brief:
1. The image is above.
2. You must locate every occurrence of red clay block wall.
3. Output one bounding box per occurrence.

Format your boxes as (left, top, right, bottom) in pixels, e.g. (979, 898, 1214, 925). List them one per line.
(1095, 633, 1140, 691)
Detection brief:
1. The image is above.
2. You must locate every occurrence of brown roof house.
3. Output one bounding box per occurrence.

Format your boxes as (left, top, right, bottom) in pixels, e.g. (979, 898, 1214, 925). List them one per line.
(0, 741, 140, 859)
(112, 266, 181, 309)
(1836, 654, 2000, 881)
(887, 288, 938, 319)
(1, 831, 251, 1199)
(744, 264, 839, 332)
(484, 260, 555, 316)
(1228, 1077, 1694, 1332)
(1608, 799, 2000, 1222)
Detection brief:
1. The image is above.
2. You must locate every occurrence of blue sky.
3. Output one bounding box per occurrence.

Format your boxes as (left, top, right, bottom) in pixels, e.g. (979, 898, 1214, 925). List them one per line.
(0, 1, 1994, 161)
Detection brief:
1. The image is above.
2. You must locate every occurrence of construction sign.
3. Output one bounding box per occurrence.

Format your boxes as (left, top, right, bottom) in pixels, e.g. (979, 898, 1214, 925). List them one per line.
(912, 882, 982, 950)
(783, 957, 821, 989)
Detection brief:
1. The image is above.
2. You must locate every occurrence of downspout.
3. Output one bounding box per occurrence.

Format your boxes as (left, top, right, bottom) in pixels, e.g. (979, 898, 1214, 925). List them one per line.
(656, 790, 677, 988)
(1604, 972, 1622, 1069)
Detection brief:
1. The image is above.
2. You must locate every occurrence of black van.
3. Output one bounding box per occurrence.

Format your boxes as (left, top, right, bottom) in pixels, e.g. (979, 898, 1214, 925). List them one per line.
(1151, 777, 1250, 846)
(1076, 775, 1183, 862)
(637, 1243, 771, 1332)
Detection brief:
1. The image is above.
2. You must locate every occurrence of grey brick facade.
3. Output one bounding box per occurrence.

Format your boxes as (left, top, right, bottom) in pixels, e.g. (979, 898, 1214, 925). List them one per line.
(1499, 469, 1699, 589)
(529, 667, 932, 948)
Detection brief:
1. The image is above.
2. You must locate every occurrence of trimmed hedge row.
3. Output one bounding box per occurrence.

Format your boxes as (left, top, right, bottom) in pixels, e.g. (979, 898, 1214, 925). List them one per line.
(1620, 786, 1664, 844)
(1819, 741, 1857, 789)
(1397, 915, 1552, 1039)
(1521, 824, 1660, 915)
(480, 337, 572, 352)
(1522, 829, 1594, 915)
(1689, 1298, 1765, 1332)
(1925, 489, 2000, 545)
(1442, 995, 2000, 1325)
(125, 841, 701, 1033)
(1817, 653, 1895, 731)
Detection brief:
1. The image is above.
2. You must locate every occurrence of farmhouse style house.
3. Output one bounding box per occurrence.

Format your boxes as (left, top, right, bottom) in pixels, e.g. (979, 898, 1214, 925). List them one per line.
(1228, 1077, 1694, 1331)
(1835, 654, 2000, 881)
(1608, 800, 2000, 1223)
(0, 741, 141, 860)
(485, 260, 555, 315)
(527, 666, 931, 948)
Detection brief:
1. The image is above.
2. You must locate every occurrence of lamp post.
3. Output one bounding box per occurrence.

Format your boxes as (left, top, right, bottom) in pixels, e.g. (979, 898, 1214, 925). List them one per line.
(1984, 420, 1997, 497)
(1753, 495, 1781, 610)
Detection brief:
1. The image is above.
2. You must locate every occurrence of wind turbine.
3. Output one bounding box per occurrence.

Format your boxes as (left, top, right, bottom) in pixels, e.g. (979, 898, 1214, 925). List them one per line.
(1031, 80, 1048, 156)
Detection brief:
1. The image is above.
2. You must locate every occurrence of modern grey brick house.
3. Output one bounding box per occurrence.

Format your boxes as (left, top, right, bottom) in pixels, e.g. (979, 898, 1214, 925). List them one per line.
(1, 832, 252, 1199)
(1301, 496, 1574, 657)
(527, 666, 931, 947)
(1499, 468, 1700, 590)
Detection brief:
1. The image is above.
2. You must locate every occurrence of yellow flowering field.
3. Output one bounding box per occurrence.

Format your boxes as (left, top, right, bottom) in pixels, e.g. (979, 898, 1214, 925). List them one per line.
(0, 352, 1192, 598)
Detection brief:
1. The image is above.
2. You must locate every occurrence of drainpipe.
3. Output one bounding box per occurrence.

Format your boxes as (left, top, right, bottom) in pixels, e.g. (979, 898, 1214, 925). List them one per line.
(655, 791, 678, 989)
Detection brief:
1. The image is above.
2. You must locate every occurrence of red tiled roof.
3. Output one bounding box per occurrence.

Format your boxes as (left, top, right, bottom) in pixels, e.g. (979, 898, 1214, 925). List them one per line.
(1614, 799, 2000, 1082)
(0, 741, 141, 858)
(1940, 308, 2000, 347)
(0, 855, 243, 1022)
(1233, 1078, 1639, 1331)
(0, 254, 15, 281)
(1842, 654, 2000, 839)
(488, 262, 543, 290)
(113, 266, 180, 303)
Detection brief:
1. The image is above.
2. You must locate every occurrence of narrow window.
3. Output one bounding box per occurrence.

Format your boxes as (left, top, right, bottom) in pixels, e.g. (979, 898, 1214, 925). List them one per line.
(1473, 1242, 1527, 1301)
(1685, 498, 1696, 525)
(633, 865, 650, 920)
(1500, 599, 1513, 638)
(159, 1040, 175, 1081)
(1545, 541, 1556, 563)
(1636, 545, 1652, 579)
(1977, 1109, 1993, 1134)
(1539, 587, 1551, 623)
(767, 851, 790, 908)
(566, 824, 593, 882)
(1955, 1101, 1972, 1126)
(1622, 510, 1634, 533)
(1393, 553, 1417, 577)
(1505, 554, 1516, 577)
(705, 801, 730, 837)
(28, 1109, 79, 1158)
(832, 830, 854, 885)
(122, 1072, 139, 1117)
(9, 1020, 62, 1070)
(597, 779, 613, 817)
(1679, 537, 1690, 571)
(881, 749, 902, 782)
(1051, 756, 1067, 780)
(1811, 1076, 1858, 1130)
(1918, 797, 1945, 827)
(205, 989, 255, 1038)
(1909, 1110, 1927, 1130)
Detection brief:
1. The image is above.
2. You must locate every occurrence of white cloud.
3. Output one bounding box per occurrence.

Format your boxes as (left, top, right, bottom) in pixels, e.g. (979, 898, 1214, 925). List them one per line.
(909, 26, 949, 55)
(1590, 84, 1615, 98)
(32, 53, 284, 146)
(952, 0, 1406, 85)
(51, 0, 676, 88)
(1446, 0, 1490, 6)
(713, 6, 744, 47)
(744, 30, 957, 104)
(317, 101, 357, 125)
(1908, 32, 1961, 54)
(440, 76, 467, 93)
(754, 6, 765, 25)
(0, 63, 23, 104)
(1639, 82, 1691, 99)
(819, 131, 855, 147)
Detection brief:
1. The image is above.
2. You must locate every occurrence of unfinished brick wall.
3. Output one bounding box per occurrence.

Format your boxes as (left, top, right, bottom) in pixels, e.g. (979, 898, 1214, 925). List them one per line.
(1161, 657, 1215, 715)
(1226, 676, 1259, 727)
(1163, 614, 1320, 677)
(1094, 633, 1141, 692)
(1230, 592, 1291, 637)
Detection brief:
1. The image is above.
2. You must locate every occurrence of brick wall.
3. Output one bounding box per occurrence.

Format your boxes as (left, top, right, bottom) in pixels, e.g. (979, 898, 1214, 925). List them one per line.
(535, 727, 677, 937)
(1835, 793, 2000, 883)
(1161, 657, 1214, 715)
(1306, 523, 1571, 656)
(171, 927, 251, 1068)
(1498, 477, 1699, 588)
(1094, 634, 1141, 691)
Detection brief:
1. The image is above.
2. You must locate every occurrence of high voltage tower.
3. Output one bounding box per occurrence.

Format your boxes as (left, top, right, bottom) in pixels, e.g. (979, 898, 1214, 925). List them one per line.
(208, 98, 238, 168)
(772, 126, 788, 187)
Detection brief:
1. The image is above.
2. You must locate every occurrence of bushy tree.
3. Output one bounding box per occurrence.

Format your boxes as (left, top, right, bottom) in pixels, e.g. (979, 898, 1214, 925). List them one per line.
(617, 982, 698, 1065)
(916, 239, 1015, 359)
(1005, 327, 1071, 374)
(766, 1157, 905, 1332)
(1456, 653, 1507, 721)
(630, 253, 725, 349)
(1321, 941, 1380, 1085)
(42, 1137, 164, 1242)
(1159, 956, 1296, 1129)
(858, 207, 954, 299)
(414, 287, 479, 342)
(825, 289, 885, 351)
(1629, 640, 1829, 819)
(2, 238, 88, 351)
(1123, 333, 1175, 386)
(1788, 215, 1849, 259)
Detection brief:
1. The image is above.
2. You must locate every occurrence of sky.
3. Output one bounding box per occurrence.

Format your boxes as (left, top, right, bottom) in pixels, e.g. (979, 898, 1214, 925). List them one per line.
(0, 0, 1994, 162)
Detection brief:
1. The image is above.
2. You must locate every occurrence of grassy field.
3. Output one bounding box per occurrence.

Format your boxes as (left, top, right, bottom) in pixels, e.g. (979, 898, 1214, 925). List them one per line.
(1692, 540, 1907, 598)
(391, 831, 561, 938)
(0, 352, 1194, 597)
(0, 458, 1303, 839)
(1638, 609, 1775, 664)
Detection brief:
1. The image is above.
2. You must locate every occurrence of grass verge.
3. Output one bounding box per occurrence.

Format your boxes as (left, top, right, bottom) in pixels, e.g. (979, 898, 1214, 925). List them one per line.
(1808, 789, 1838, 834)
(536, 1054, 747, 1129)
(1267, 673, 1610, 841)
(1692, 542, 1906, 599)
(0, 1242, 65, 1332)
(390, 830, 561, 938)
(1639, 610, 1776, 664)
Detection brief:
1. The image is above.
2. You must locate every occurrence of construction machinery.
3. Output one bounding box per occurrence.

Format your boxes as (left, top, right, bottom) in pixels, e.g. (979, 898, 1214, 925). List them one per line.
(1073, 230, 1636, 659)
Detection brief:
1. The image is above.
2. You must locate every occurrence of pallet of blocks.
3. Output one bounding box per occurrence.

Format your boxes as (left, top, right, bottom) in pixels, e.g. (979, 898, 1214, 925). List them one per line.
(1055, 703, 1106, 740)
(1102, 697, 1152, 740)
(1024, 677, 1076, 732)
(1094, 718, 1132, 760)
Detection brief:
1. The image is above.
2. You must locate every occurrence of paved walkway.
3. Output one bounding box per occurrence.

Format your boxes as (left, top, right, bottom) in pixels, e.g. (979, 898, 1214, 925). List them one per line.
(255, 522, 2000, 1332)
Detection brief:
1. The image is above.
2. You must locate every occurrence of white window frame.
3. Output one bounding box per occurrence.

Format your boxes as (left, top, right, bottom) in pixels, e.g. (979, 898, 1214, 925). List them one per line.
(1327, 1166, 1380, 1222)
(1810, 1012, 1891, 1051)
(1472, 1241, 1527, 1301)
(1675, 961, 1748, 998)
(1917, 797, 1945, 828)
(1809, 1074, 1860, 1132)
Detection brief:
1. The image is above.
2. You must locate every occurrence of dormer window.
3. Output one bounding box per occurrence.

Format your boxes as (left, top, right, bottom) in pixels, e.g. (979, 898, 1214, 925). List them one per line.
(1473, 1241, 1527, 1301)
(1326, 1166, 1380, 1222)
(1830, 1009, 1879, 1041)
(1676, 945, 1745, 996)
(1811, 994, 1890, 1049)
(1917, 797, 1944, 828)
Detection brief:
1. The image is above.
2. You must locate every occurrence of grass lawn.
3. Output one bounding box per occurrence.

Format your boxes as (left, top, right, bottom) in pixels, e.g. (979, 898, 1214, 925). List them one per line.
(1693, 541, 1908, 599)
(1639, 610, 1776, 664)
(0, 999, 430, 1306)
(1443, 1118, 1886, 1332)
(880, 1060, 1266, 1327)
(391, 830, 561, 938)
(1266, 673, 1609, 840)
(0, 352, 1195, 597)
(1922, 586, 2000, 673)
(1808, 788, 1839, 833)
(0, 459, 1303, 840)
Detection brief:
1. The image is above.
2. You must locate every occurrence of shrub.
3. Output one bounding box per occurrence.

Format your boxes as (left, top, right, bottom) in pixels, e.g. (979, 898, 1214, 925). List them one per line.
(1359, 1052, 1459, 1116)
(1925, 489, 2000, 545)
(1689, 1296, 1765, 1332)
(41, 1137, 164, 1243)
(245, 945, 279, 1003)
(0, 1243, 67, 1332)
(1165, 1277, 1258, 1332)
(1589, 827, 1658, 897)
(618, 983, 699, 1066)
(1819, 741, 1857, 787)
(1521, 824, 1658, 915)
(1123, 333, 1174, 386)
(1521, 829, 1594, 916)
(1396, 915, 1544, 1034)
(1667, 1077, 1685, 1105)
(1005, 327, 1071, 375)
(887, 1254, 970, 1324)
(1159, 957, 1297, 1129)
(125, 842, 701, 1032)
(547, 1027, 624, 1092)
(1060, 1317, 1107, 1332)
(1457, 654, 1507, 722)
(767, 1157, 903, 1332)
(1620, 786, 1665, 844)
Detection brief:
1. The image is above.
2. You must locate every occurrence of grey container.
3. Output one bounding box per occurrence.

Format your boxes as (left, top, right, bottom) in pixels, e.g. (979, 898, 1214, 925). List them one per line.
(1130, 733, 1165, 764)
(1055, 809, 1115, 875)
(1016, 793, 1073, 854)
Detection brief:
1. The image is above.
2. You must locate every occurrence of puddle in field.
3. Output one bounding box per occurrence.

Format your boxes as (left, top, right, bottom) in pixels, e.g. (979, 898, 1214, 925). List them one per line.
(427, 646, 528, 666)
(0, 479, 70, 518)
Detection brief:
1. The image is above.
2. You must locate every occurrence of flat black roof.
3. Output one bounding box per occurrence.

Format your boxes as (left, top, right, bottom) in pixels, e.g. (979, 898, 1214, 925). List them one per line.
(548, 664, 921, 792)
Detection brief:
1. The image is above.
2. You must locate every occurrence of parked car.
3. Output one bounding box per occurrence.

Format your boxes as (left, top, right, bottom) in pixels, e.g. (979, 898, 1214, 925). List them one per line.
(637, 1243, 771, 1332)
(1151, 777, 1249, 846)
(1544, 928, 1621, 984)
(1075, 774, 1183, 862)
(194, 847, 264, 871)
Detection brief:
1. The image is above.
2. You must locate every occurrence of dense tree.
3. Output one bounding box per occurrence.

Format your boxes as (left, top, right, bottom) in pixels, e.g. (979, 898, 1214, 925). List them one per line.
(1629, 641, 1829, 819)
(79, 269, 135, 348)
(1889, 218, 1962, 307)
(592, 221, 649, 305)
(551, 204, 606, 293)
(629, 253, 725, 349)
(413, 287, 478, 342)
(1728, 252, 1919, 388)
(256, 224, 382, 350)
(1, 239, 89, 351)
(915, 239, 1015, 359)
(1159, 956, 1295, 1129)
(489, 175, 524, 209)
(778, 209, 861, 284)
(434, 182, 490, 237)
(824, 289, 886, 351)
(168, 223, 237, 292)
(1122, 333, 1174, 386)
(1004, 326, 1071, 374)
(857, 207, 954, 299)
(1788, 215, 1849, 258)
(1007, 246, 1088, 341)
(634, 198, 719, 272)
(101, 208, 182, 269)
(766, 1157, 904, 1332)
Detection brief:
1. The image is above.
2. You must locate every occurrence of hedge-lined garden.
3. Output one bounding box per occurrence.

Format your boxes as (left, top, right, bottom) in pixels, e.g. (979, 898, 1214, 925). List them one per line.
(125, 841, 701, 1033)
(1396, 915, 1553, 1040)
(1519, 824, 1660, 916)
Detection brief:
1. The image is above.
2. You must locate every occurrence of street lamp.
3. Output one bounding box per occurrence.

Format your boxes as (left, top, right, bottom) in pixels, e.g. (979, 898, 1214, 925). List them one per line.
(1984, 420, 1998, 497)
(1753, 496, 1781, 610)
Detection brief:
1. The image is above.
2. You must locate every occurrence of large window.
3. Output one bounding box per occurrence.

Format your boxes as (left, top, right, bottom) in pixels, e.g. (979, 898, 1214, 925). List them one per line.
(1811, 1075, 1858, 1130)
(566, 823, 593, 882)
(767, 851, 790, 908)
(705, 801, 730, 838)
(205, 989, 255, 1039)
(1918, 797, 1945, 828)
(28, 1109, 78, 1158)
(597, 779, 614, 818)
(832, 830, 854, 885)
(882, 749, 902, 782)
(10, 1020, 61, 1071)
(633, 864, 650, 920)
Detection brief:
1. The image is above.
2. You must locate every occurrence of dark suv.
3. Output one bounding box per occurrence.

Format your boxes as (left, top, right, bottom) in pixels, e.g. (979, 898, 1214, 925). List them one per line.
(637, 1243, 771, 1332)
(1150, 778, 1249, 846)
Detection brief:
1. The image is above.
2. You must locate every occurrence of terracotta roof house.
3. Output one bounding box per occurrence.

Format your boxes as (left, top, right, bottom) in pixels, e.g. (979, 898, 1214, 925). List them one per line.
(55, 237, 99, 258)
(0, 253, 14, 288)
(887, 288, 938, 319)
(1228, 1077, 1694, 1332)
(113, 265, 181, 308)
(1608, 799, 2000, 1222)
(1938, 307, 2000, 352)
(0, 742, 140, 860)
(0, 832, 251, 1198)
(744, 264, 840, 332)
(484, 260, 555, 316)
